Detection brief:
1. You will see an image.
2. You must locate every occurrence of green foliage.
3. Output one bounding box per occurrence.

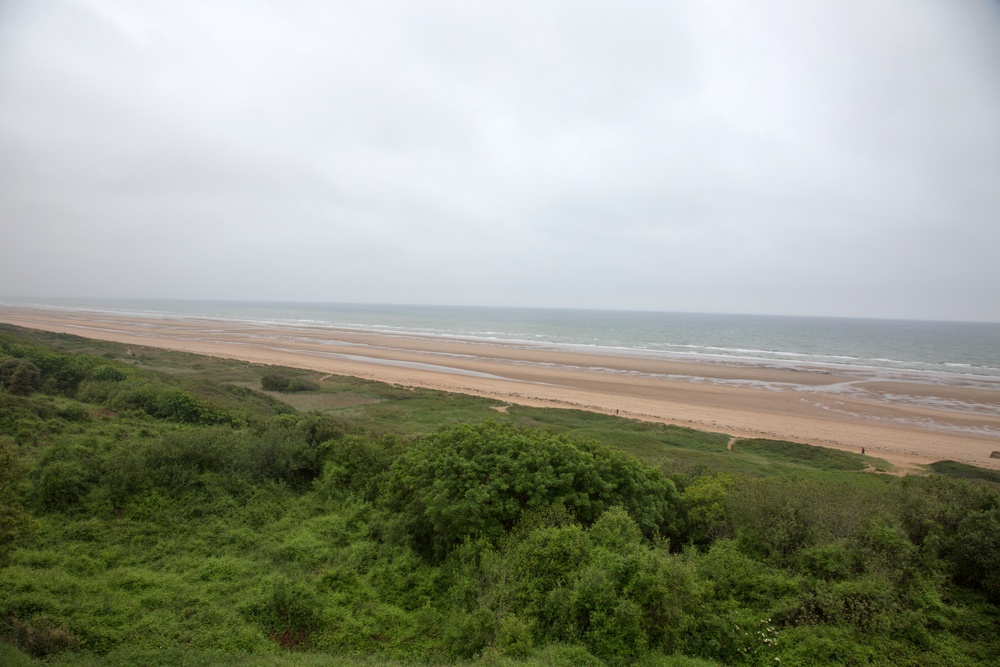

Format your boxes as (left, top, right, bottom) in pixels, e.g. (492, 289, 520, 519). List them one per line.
(316, 433, 402, 502)
(728, 477, 888, 564)
(732, 438, 870, 471)
(442, 506, 702, 664)
(90, 365, 126, 383)
(680, 474, 735, 545)
(928, 460, 1000, 487)
(0, 339, 98, 395)
(952, 508, 1000, 602)
(0, 437, 35, 567)
(244, 574, 320, 644)
(33, 457, 94, 513)
(151, 387, 237, 425)
(262, 373, 320, 393)
(388, 421, 680, 558)
(0, 357, 42, 395)
(1, 326, 1000, 666)
(0, 643, 39, 667)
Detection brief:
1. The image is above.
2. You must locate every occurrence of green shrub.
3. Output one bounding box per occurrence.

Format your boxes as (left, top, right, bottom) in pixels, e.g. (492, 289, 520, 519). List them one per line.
(953, 508, 1000, 602)
(572, 566, 648, 663)
(681, 474, 735, 545)
(105, 380, 162, 414)
(729, 477, 882, 565)
(316, 433, 402, 501)
(388, 421, 680, 558)
(34, 458, 93, 513)
(56, 403, 90, 423)
(0, 357, 42, 396)
(261, 373, 319, 392)
(247, 575, 320, 644)
(91, 365, 127, 382)
(0, 437, 35, 566)
(1, 345, 96, 395)
(152, 388, 235, 425)
(139, 429, 239, 496)
(240, 424, 323, 488)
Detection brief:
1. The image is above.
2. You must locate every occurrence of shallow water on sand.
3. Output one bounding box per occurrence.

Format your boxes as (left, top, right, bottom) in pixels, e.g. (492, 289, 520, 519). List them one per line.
(4, 298, 1000, 441)
(13, 298, 999, 381)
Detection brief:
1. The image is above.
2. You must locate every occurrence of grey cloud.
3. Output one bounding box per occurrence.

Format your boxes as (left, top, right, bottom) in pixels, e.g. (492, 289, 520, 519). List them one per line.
(1, 0, 999, 320)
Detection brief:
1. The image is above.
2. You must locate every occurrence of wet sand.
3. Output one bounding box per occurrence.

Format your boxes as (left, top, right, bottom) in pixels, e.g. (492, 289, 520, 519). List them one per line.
(3, 304, 1000, 471)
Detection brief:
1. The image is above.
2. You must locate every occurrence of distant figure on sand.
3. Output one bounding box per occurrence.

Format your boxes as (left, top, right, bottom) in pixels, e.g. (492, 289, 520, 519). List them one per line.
(861, 447, 866, 455)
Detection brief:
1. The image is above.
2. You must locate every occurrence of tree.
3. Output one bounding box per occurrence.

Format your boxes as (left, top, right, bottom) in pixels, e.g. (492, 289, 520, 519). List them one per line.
(387, 421, 679, 558)
(0, 357, 42, 395)
(953, 508, 1000, 602)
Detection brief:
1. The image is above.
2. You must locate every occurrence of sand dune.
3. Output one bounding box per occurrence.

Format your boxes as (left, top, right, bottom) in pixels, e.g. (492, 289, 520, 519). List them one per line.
(3, 304, 999, 471)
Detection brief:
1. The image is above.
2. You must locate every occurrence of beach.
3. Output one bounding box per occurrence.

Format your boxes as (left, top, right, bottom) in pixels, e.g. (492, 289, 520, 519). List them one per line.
(2, 303, 999, 471)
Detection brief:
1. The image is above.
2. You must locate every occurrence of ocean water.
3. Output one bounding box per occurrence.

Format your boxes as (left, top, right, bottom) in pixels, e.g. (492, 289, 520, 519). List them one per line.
(10, 298, 1000, 383)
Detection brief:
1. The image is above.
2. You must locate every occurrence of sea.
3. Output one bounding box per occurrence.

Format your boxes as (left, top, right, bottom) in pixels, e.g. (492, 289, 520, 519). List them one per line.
(7, 297, 1000, 384)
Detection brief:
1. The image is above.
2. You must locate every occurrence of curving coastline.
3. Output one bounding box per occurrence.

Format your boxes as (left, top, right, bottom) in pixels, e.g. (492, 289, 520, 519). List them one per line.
(2, 303, 999, 471)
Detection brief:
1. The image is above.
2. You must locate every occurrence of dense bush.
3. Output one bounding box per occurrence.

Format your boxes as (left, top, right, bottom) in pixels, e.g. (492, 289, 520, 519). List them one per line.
(443, 506, 699, 664)
(0, 357, 41, 395)
(151, 387, 236, 425)
(388, 421, 680, 558)
(0, 438, 34, 566)
(317, 433, 402, 502)
(261, 373, 320, 392)
(90, 365, 126, 382)
(0, 342, 98, 395)
(953, 508, 1000, 602)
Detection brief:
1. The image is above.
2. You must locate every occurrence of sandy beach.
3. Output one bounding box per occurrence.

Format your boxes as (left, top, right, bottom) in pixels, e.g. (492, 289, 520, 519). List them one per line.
(2, 304, 999, 472)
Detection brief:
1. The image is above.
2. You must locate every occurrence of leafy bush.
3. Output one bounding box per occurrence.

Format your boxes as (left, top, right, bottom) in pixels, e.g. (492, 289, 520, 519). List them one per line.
(0, 344, 97, 395)
(261, 373, 319, 392)
(243, 574, 320, 645)
(0, 357, 42, 395)
(0, 437, 35, 566)
(34, 458, 95, 513)
(953, 508, 1000, 602)
(728, 477, 885, 565)
(316, 433, 402, 501)
(240, 423, 324, 489)
(447, 506, 700, 663)
(388, 421, 680, 558)
(91, 365, 127, 382)
(152, 388, 236, 426)
(681, 473, 735, 545)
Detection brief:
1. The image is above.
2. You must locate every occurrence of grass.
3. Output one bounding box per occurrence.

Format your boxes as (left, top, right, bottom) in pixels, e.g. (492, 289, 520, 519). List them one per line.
(928, 460, 1000, 488)
(730, 438, 890, 471)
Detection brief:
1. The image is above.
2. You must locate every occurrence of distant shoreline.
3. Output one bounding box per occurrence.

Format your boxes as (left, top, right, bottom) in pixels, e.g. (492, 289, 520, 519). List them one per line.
(3, 303, 1000, 472)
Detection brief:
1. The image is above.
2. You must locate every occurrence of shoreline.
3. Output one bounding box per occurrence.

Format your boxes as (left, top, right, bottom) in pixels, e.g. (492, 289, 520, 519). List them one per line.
(3, 304, 1000, 472)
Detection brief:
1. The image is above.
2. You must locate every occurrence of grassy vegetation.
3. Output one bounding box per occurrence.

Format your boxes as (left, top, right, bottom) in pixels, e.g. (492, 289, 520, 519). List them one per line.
(2, 323, 999, 665)
(928, 460, 1000, 488)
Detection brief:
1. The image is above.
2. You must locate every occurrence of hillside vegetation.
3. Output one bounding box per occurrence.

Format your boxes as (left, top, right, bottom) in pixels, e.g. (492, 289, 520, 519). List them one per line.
(1, 324, 999, 666)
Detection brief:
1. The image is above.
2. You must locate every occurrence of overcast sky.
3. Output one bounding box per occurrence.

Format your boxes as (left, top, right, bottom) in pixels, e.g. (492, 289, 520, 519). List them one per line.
(2, 1, 999, 321)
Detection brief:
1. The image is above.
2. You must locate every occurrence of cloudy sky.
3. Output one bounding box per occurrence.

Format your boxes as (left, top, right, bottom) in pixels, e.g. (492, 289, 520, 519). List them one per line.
(2, 1, 999, 321)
